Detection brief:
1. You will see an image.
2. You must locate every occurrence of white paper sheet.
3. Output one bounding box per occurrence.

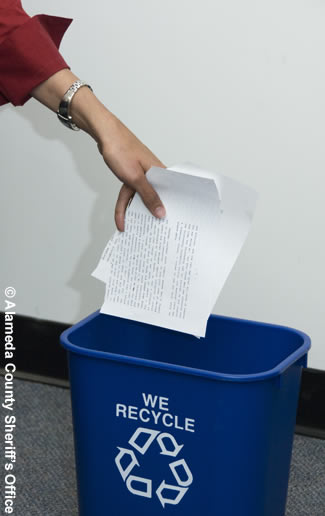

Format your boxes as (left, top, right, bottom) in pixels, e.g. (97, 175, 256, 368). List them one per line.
(92, 163, 258, 337)
(168, 163, 258, 314)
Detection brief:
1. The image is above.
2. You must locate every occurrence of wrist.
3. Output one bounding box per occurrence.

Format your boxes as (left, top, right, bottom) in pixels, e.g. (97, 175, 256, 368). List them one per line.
(69, 89, 116, 144)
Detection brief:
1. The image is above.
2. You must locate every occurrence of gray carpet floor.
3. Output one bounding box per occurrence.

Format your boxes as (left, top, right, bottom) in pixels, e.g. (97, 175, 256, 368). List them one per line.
(1, 378, 324, 515)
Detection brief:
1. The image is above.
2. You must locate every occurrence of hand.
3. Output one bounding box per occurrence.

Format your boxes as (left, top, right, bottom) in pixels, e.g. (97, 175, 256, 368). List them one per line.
(30, 68, 166, 231)
(97, 114, 166, 231)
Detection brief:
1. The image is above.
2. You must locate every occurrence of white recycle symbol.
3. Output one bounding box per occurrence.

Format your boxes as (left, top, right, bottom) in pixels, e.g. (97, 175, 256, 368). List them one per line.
(114, 427, 193, 508)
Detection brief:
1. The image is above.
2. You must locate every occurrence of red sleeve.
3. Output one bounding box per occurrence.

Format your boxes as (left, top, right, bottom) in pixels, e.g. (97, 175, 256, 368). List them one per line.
(0, 0, 73, 107)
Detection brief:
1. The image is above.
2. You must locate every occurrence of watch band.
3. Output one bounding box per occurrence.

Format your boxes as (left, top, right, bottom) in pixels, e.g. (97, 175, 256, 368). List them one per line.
(57, 80, 93, 130)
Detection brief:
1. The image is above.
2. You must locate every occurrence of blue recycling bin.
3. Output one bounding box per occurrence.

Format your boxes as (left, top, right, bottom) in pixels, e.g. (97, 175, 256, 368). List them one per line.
(60, 310, 310, 516)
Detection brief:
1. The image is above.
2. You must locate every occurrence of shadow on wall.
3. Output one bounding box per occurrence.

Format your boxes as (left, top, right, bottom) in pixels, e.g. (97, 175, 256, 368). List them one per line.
(11, 99, 120, 323)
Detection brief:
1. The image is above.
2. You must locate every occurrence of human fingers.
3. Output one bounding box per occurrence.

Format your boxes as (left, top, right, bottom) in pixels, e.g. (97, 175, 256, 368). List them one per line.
(133, 172, 166, 220)
(115, 183, 135, 231)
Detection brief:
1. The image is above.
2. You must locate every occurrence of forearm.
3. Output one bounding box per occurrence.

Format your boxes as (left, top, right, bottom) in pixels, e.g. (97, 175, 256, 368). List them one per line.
(30, 68, 114, 146)
(30, 67, 166, 231)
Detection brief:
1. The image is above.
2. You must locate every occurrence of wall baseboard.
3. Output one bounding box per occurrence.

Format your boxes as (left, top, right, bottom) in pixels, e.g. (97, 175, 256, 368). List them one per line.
(1, 312, 324, 439)
(2, 311, 70, 383)
(295, 367, 325, 440)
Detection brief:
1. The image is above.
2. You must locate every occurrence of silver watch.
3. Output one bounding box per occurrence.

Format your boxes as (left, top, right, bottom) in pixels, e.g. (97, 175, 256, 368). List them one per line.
(57, 80, 93, 130)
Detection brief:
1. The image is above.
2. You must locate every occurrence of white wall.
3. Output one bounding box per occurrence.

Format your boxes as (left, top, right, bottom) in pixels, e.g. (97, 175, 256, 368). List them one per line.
(1, 0, 324, 369)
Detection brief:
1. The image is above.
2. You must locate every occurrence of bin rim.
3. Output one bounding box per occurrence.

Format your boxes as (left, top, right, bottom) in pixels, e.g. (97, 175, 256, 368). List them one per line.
(60, 310, 311, 383)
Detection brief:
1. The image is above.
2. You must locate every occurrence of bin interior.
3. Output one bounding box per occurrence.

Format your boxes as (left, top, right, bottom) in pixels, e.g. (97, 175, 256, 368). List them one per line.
(65, 313, 305, 376)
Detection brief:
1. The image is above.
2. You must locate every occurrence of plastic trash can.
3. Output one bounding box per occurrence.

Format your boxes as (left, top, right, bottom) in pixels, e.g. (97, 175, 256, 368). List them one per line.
(60, 311, 311, 516)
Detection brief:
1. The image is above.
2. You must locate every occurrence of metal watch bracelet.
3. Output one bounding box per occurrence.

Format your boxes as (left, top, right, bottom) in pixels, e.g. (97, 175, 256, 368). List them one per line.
(57, 80, 93, 131)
